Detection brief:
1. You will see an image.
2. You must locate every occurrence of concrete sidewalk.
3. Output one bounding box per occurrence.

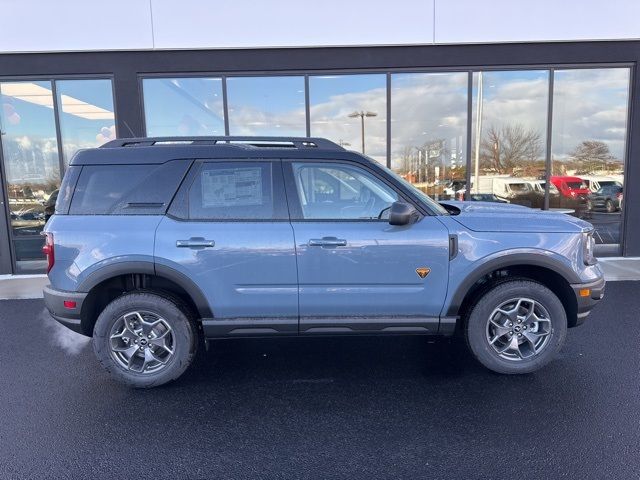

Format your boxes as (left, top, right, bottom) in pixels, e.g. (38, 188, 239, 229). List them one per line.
(1, 257, 637, 300)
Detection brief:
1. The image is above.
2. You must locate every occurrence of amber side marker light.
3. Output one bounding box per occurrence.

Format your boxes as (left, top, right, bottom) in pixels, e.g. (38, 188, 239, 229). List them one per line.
(579, 289, 591, 298)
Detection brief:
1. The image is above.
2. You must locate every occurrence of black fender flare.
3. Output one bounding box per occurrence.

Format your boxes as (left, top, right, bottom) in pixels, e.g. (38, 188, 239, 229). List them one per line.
(77, 261, 213, 318)
(445, 252, 581, 317)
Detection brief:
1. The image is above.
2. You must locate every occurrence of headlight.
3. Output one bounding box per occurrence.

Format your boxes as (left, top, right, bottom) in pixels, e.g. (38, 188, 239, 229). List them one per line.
(583, 231, 596, 265)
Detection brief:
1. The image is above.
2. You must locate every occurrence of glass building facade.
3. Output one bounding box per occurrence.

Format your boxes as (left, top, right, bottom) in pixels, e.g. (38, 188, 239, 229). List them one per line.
(0, 42, 637, 273)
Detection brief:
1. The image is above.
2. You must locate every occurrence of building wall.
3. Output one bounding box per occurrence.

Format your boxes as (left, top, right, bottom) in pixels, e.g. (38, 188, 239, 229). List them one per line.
(0, 0, 638, 54)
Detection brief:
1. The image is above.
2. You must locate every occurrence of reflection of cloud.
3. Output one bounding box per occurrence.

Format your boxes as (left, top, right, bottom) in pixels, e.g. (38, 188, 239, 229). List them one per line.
(474, 76, 549, 137)
(552, 69, 629, 161)
(144, 69, 630, 172)
(311, 86, 387, 162)
(228, 105, 306, 137)
(96, 125, 116, 144)
(390, 73, 468, 166)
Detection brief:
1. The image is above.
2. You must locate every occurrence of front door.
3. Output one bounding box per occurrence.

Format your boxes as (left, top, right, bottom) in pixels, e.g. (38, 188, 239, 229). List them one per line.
(155, 159, 298, 336)
(283, 160, 450, 334)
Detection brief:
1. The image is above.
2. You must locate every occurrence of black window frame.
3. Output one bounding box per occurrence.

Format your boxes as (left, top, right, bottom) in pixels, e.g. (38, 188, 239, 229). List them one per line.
(168, 159, 289, 222)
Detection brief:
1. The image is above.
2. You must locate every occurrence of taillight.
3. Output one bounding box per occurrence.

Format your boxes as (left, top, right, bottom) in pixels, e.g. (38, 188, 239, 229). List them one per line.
(42, 233, 55, 274)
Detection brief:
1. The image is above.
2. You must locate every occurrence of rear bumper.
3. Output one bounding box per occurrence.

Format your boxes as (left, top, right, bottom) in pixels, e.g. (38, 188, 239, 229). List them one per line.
(570, 276, 605, 326)
(43, 285, 88, 335)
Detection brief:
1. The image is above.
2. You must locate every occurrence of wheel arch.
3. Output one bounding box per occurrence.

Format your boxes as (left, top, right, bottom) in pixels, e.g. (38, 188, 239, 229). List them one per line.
(447, 253, 580, 329)
(77, 262, 212, 336)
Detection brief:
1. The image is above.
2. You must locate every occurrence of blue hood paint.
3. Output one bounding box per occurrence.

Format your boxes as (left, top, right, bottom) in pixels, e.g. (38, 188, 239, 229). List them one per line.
(441, 201, 593, 233)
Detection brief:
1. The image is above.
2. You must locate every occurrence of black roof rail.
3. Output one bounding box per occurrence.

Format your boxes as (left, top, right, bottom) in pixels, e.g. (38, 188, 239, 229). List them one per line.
(101, 136, 344, 151)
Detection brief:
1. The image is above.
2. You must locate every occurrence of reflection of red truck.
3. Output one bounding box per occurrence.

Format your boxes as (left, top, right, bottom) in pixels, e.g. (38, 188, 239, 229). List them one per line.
(550, 176, 590, 198)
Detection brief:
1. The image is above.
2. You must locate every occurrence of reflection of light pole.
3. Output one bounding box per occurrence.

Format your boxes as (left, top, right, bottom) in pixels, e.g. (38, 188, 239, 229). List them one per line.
(474, 72, 483, 194)
(348, 111, 377, 154)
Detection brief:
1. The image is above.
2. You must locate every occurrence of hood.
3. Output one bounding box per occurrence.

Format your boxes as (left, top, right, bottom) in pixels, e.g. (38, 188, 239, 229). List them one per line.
(440, 201, 593, 233)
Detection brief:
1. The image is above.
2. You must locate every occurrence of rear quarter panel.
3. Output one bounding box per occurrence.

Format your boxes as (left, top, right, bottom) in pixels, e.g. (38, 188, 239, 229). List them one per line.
(44, 215, 163, 291)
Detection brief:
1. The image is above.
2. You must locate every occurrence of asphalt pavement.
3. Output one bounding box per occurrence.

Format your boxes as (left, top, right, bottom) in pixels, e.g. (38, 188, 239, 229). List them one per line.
(1, 282, 639, 479)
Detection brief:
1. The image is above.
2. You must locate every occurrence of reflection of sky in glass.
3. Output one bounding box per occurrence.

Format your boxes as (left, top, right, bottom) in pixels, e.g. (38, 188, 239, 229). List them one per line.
(144, 78, 224, 137)
(552, 68, 630, 162)
(0, 81, 60, 186)
(227, 76, 305, 136)
(57, 79, 115, 164)
(309, 74, 386, 164)
(472, 70, 549, 141)
(390, 72, 467, 176)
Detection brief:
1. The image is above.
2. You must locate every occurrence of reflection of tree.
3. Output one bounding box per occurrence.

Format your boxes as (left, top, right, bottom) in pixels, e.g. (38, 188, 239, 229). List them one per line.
(478, 124, 544, 175)
(568, 140, 617, 174)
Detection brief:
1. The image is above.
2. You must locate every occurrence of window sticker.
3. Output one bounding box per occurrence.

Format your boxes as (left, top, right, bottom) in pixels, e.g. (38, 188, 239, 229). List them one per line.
(201, 167, 263, 207)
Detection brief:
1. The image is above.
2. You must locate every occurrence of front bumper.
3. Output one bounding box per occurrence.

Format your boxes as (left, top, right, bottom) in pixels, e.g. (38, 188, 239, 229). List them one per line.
(43, 285, 88, 335)
(570, 276, 605, 326)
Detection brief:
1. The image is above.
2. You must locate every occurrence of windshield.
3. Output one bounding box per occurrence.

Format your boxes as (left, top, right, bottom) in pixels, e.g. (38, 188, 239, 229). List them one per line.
(384, 167, 449, 215)
(598, 181, 620, 188)
(567, 181, 587, 189)
(509, 183, 530, 192)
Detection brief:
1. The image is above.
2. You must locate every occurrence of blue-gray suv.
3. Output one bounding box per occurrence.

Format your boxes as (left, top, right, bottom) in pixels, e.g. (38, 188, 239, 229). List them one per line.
(43, 137, 605, 388)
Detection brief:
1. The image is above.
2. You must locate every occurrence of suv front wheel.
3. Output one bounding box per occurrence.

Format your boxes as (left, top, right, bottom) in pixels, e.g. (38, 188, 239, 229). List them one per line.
(465, 280, 567, 374)
(93, 292, 198, 388)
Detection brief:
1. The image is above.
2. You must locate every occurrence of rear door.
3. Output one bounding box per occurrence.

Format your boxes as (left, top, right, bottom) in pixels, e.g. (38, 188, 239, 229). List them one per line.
(283, 159, 450, 334)
(155, 159, 298, 336)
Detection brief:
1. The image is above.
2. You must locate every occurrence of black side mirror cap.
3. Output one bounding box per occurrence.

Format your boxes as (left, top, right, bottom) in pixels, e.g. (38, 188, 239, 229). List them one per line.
(388, 201, 418, 226)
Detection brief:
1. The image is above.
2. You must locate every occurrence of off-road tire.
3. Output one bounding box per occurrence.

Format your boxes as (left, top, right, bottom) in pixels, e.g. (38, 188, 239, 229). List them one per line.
(465, 280, 567, 374)
(93, 292, 198, 388)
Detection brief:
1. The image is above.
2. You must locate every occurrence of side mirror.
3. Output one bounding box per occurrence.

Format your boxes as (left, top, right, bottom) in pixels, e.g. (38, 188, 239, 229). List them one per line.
(389, 201, 418, 226)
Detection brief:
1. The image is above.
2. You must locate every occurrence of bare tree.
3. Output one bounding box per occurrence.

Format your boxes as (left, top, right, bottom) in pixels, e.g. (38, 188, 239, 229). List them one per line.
(569, 140, 615, 174)
(477, 124, 544, 175)
(397, 146, 415, 176)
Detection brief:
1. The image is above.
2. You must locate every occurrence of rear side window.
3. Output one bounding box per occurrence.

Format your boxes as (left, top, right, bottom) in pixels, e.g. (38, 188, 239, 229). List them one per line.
(69, 160, 191, 215)
(187, 161, 286, 220)
(55, 166, 81, 214)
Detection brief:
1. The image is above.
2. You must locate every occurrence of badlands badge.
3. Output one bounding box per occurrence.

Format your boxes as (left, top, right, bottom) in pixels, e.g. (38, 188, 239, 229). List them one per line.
(416, 267, 431, 279)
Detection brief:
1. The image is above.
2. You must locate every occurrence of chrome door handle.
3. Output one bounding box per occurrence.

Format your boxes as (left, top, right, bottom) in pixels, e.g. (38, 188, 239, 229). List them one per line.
(176, 238, 215, 248)
(308, 237, 347, 247)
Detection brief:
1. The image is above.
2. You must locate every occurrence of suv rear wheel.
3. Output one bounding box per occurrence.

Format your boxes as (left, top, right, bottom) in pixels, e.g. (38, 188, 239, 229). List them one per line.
(465, 280, 567, 374)
(93, 292, 198, 388)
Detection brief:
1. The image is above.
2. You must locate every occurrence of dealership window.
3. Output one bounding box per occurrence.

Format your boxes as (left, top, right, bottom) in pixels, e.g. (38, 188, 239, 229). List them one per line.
(0, 81, 61, 273)
(57, 79, 116, 165)
(390, 72, 468, 199)
(0, 78, 116, 273)
(551, 68, 630, 250)
(470, 70, 549, 208)
(226, 76, 305, 136)
(309, 74, 387, 165)
(143, 77, 224, 137)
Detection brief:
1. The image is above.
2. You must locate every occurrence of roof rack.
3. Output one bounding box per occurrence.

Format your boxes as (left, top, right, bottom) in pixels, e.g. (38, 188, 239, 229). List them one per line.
(101, 136, 344, 151)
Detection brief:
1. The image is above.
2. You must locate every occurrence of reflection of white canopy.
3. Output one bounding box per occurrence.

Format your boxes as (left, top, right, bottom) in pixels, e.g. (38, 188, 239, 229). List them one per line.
(1, 82, 114, 120)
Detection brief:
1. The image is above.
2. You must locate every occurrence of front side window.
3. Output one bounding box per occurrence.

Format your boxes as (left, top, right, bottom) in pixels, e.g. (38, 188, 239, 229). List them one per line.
(291, 162, 399, 220)
(188, 161, 285, 220)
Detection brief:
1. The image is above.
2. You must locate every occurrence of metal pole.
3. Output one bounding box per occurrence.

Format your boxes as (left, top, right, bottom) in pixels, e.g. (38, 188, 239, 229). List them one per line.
(361, 113, 365, 154)
(474, 72, 483, 194)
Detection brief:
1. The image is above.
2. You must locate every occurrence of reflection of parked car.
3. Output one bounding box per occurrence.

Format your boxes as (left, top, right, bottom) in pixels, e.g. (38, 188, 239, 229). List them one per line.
(469, 193, 508, 203)
(550, 176, 590, 199)
(11, 209, 45, 236)
(528, 180, 588, 215)
(580, 176, 622, 194)
(473, 176, 535, 206)
(587, 185, 623, 213)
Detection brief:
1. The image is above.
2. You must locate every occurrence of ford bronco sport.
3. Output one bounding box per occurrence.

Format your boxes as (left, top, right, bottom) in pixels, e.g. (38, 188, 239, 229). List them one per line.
(43, 137, 605, 388)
